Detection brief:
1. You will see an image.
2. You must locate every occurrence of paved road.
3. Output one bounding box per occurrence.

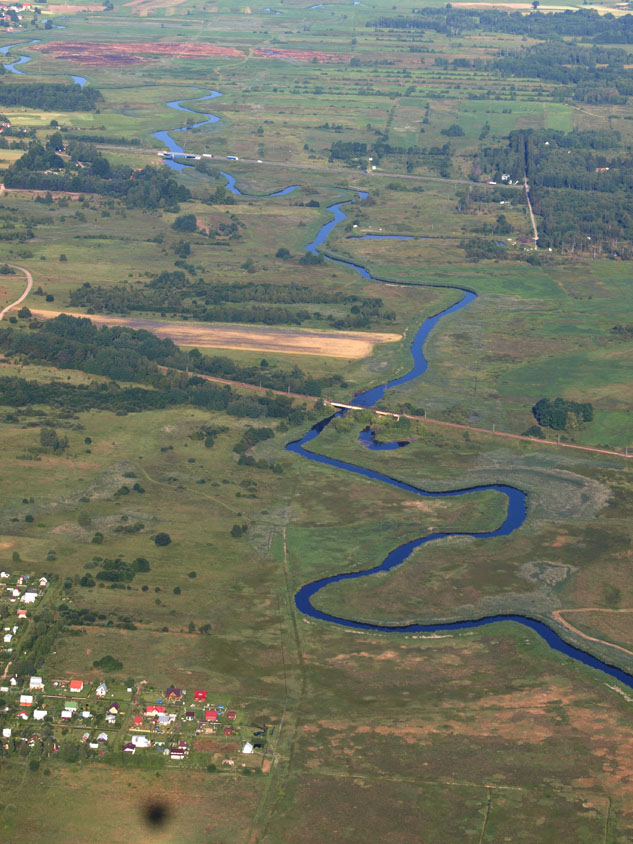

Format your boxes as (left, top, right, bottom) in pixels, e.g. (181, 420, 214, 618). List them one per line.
(0, 264, 33, 320)
(96, 145, 522, 190)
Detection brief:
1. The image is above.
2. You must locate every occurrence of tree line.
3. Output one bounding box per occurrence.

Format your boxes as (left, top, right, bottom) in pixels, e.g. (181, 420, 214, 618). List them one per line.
(0, 314, 340, 404)
(68, 272, 395, 330)
(0, 81, 101, 111)
(369, 8, 633, 44)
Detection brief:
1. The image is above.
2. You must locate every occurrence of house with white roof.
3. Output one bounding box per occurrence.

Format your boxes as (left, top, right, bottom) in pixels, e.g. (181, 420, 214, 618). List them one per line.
(29, 676, 43, 690)
(21, 590, 37, 604)
(95, 682, 107, 698)
(131, 734, 151, 748)
(242, 741, 254, 754)
(33, 709, 47, 721)
(19, 694, 33, 706)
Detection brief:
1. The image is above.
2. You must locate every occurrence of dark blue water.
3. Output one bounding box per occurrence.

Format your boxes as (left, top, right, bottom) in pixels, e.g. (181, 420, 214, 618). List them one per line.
(0, 40, 39, 74)
(283, 191, 633, 692)
(153, 89, 222, 172)
(72, 75, 87, 87)
(358, 427, 410, 450)
(150, 86, 633, 690)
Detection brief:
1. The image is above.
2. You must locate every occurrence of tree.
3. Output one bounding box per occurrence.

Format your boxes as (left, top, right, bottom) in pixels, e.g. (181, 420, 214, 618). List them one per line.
(154, 532, 171, 547)
(171, 214, 197, 232)
(532, 0, 540, 8)
(17, 306, 31, 319)
(276, 247, 291, 260)
(40, 426, 59, 449)
(46, 132, 64, 152)
(231, 524, 243, 538)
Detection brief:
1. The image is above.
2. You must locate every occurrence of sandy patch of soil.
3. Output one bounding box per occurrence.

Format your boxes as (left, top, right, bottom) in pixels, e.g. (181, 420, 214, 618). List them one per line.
(30, 309, 401, 359)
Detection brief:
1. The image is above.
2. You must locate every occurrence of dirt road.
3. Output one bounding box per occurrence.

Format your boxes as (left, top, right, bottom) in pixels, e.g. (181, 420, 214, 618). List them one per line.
(0, 265, 33, 320)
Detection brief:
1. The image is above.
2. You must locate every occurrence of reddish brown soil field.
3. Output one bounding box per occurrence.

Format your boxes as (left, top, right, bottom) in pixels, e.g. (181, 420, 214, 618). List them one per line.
(32, 41, 245, 65)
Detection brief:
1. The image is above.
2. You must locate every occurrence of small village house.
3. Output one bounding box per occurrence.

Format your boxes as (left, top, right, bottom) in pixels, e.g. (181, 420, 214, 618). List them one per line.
(69, 680, 84, 693)
(19, 694, 33, 706)
(95, 682, 107, 698)
(33, 710, 47, 721)
(165, 687, 182, 701)
(29, 676, 44, 690)
(205, 709, 218, 722)
(193, 690, 207, 702)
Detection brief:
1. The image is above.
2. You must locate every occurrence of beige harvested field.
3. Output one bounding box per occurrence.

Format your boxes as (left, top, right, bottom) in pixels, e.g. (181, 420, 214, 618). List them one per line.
(46, 3, 104, 11)
(30, 309, 401, 358)
(125, 0, 188, 16)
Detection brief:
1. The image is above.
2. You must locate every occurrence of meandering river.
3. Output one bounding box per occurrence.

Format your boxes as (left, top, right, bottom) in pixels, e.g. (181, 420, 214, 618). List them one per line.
(0, 58, 616, 689)
(152, 87, 633, 692)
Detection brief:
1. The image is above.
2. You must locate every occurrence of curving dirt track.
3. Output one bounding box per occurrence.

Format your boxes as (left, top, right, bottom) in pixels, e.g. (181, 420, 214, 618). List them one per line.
(0, 265, 33, 321)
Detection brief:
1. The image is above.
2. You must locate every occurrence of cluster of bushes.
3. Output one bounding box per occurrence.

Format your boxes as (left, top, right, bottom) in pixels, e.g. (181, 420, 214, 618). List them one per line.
(2, 140, 190, 209)
(532, 397, 594, 430)
(81, 556, 150, 587)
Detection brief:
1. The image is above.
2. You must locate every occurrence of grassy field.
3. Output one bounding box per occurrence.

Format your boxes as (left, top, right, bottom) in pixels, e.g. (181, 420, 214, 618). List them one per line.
(1, 1, 633, 841)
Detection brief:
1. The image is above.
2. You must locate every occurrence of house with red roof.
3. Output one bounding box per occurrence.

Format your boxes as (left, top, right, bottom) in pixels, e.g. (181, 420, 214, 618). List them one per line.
(133, 715, 143, 727)
(223, 726, 234, 736)
(193, 690, 207, 702)
(145, 705, 166, 716)
(226, 711, 236, 721)
(69, 680, 83, 693)
(204, 709, 218, 722)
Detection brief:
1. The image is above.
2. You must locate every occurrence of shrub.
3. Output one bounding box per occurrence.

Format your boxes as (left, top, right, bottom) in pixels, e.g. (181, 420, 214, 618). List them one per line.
(154, 533, 171, 547)
(93, 654, 123, 672)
